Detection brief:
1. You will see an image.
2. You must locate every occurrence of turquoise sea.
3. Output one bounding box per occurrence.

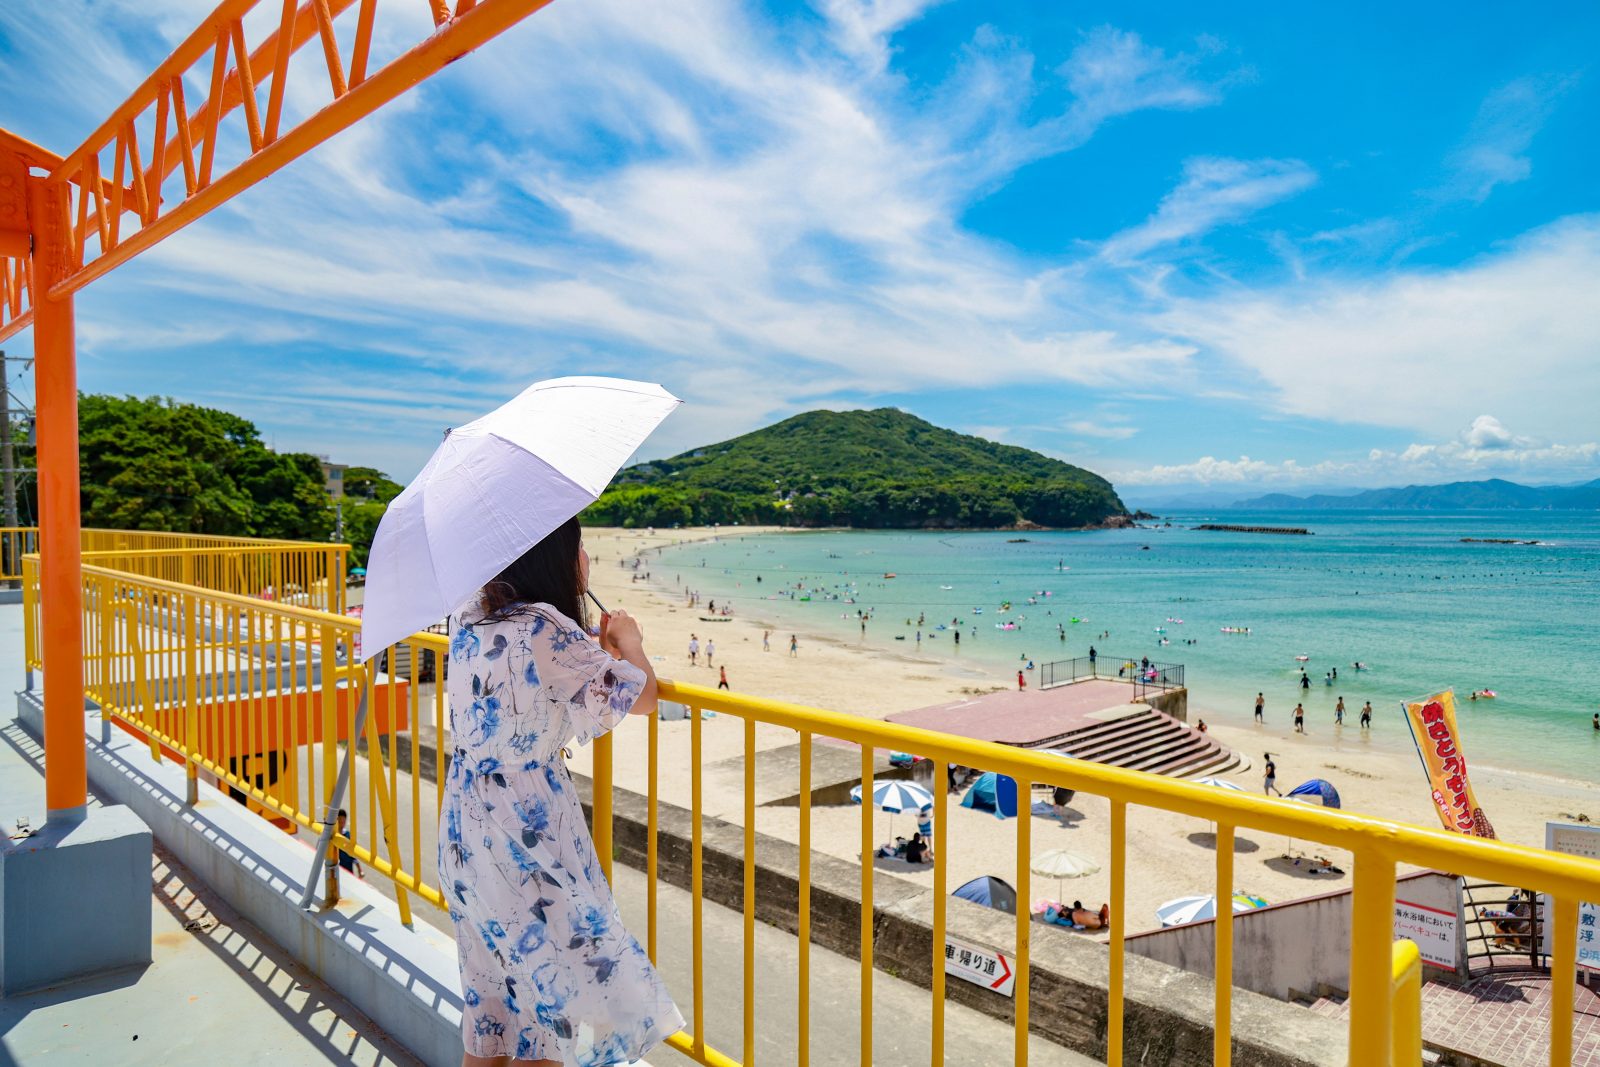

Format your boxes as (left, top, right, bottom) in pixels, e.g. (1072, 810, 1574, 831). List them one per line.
(652, 511, 1600, 782)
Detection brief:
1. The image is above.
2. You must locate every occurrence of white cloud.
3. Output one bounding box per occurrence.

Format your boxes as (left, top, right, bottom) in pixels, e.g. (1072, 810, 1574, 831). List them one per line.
(1444, 74, 1577, 202)
(819, 0, 941, 74)
(1064, 419, 1138, 440)
(1116, 416, 1600, 488)
(1101, 156, 1316, 263)
(1159, 216, 1600, 443)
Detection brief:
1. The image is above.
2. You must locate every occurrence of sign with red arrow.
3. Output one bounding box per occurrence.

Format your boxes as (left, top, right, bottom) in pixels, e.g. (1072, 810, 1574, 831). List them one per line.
(944, 935, 1015, 997)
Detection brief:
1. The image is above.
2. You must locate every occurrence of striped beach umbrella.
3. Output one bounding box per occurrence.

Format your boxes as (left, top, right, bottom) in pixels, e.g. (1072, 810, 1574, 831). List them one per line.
(1156, 892, 1268, 927)
(850, 779, 936, 813)
(851, 779, 936, 839)
(1194, 776, 1245, 791)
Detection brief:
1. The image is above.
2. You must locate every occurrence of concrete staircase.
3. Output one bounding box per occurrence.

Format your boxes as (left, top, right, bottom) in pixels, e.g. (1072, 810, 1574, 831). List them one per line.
(1031, 707, 1250, 780)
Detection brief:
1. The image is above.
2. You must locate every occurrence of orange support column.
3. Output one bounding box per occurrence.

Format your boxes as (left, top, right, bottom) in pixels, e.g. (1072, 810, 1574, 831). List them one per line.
(29, 175, 87, 822)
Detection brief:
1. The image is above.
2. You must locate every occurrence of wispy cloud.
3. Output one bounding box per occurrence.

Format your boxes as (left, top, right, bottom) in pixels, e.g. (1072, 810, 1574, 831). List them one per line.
(1101, 156, 1317, 264)
(1158, 215, 1600, 443)
(1443, 74, 1578, 202)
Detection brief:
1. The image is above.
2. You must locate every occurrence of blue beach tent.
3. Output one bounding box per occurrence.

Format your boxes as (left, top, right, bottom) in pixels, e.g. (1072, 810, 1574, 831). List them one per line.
(1287, 779, 1342, 809)
(952, 875, 1017, 915)
(961, 772, 1019, 819)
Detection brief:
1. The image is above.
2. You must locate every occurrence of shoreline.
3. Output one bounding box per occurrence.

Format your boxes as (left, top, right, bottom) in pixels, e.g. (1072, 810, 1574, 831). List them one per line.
(590, 525, 1596, 807)
(578, 525, 1596, 937)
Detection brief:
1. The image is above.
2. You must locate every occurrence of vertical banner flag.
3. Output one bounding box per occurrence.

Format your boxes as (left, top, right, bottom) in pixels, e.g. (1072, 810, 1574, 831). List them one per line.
(1401, 690, 1496, 839)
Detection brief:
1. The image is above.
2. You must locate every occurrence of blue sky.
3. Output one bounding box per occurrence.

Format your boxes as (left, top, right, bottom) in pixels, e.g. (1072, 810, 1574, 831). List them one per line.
(2, 1, 1598, 500)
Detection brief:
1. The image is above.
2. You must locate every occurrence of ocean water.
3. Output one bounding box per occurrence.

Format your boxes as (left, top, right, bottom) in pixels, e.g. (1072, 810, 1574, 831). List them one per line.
(650, 511, 1600, 782)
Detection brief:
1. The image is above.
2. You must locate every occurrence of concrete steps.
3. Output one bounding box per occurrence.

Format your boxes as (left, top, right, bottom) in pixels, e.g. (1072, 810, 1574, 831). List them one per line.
(1034, 708, 1247, 781)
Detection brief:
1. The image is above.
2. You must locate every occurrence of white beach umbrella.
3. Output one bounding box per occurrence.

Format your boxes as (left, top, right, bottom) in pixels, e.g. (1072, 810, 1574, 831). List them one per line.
(360, 377, 680, 659)
(1030, 847, 1101, 900)
(1192, 776, 1244, 837)
(850, 779, 936, 813)
(852, 778, 936, 839)
(1156, 892, 1268, 927)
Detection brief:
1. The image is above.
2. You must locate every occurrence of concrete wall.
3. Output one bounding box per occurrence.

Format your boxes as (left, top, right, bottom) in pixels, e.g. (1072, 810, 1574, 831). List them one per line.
(1125, 870, 1463, 1001)
(1145, 686, 1188, 722)
(580, 773, 1347, 1067)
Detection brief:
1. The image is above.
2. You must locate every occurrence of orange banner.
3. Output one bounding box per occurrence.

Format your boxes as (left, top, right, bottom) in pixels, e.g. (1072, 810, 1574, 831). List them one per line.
(1402, 690, 1496, 839)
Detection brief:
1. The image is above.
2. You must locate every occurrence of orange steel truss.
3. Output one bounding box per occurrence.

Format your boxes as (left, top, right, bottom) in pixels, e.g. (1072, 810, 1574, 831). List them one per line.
(1, 0, 553, 818)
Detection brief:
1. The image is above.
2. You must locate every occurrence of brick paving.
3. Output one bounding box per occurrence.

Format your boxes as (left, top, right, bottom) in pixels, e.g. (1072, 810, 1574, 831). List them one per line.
(1310, 970, 1600, 1067)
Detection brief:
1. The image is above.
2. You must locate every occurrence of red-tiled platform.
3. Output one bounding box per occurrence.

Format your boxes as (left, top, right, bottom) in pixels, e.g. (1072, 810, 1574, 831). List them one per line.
(887, 681, 1142, 745)
(887, 682, 1245, 777)
(1310, 971, 1600, 1067)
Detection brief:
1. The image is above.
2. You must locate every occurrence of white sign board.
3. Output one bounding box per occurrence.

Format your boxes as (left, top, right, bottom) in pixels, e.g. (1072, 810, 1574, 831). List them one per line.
(1394, 899, 1458, 969)
(1544, 822, 1600, 972)
(944, 935, 1015, 997)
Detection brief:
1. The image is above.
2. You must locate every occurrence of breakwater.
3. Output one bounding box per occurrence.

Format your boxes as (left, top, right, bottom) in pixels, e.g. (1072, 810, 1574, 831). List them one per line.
(1194, 524, 1310, 535)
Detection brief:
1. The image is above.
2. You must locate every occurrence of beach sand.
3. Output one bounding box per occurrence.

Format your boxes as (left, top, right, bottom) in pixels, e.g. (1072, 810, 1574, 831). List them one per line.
(573, 526, 1599, 939)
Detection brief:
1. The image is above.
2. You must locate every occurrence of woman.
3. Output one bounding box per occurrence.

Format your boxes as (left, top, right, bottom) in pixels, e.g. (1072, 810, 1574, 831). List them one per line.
(439, 517, 682, 1067)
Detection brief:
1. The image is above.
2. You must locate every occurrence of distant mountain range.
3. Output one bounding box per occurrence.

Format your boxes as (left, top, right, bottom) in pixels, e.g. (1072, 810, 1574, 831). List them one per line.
(1231, 478, 1600, 511)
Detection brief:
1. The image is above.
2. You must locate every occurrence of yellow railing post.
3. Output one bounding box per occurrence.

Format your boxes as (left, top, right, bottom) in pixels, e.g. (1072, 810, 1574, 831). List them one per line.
(1348, 848, 1397, 1065)
(593, 730, 614, 883)
(1390, 940, 1421, 1067)
(183, 589, 199, 803)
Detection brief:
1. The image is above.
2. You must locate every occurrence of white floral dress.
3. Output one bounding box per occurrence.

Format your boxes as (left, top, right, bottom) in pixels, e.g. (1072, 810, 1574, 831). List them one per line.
(440, 602, 682, 1064)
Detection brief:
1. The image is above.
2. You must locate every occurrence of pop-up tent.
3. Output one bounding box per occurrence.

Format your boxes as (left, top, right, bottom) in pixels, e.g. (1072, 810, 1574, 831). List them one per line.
(952, 875, 1017, 915)
(961, 772, 1018, 819)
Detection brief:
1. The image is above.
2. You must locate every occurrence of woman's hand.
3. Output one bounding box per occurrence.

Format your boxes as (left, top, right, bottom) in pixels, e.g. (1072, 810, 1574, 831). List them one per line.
(601, 608, 645, 657)
(600, 609, 657, 717)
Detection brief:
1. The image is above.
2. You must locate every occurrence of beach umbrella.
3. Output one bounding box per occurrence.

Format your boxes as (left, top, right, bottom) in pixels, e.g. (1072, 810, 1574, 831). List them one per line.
(1156, 892, 1268, 928)
(1281, 780, 1340, 855)
(1030, 848, 1100, 900)
(1287, 779, 1341, 809)
(360, 377, 680, 658)
(1192, 776, 1245, 836)
(851, 779, 936, 837)
(952, 875, 1017, 915)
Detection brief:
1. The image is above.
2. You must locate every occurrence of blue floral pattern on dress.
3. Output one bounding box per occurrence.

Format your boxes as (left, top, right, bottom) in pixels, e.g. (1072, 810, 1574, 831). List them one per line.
(440, 602, 681, 1064)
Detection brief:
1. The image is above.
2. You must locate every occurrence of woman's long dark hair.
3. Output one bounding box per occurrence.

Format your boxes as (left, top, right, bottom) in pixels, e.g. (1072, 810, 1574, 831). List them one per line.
(477, 516, 587, 629)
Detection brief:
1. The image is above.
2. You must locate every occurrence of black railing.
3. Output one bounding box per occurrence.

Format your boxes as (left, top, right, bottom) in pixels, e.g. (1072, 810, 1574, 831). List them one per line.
(1037, 655, 1184, 693)
(1462, 881, 1547, 972)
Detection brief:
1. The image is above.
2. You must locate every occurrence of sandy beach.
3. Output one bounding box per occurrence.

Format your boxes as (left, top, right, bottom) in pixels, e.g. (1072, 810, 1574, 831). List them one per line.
(573, 526, 1599, 939)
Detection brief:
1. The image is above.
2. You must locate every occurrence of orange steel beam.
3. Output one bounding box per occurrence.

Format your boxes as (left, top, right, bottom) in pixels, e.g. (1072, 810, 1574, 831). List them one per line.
(45, 0, 556, 302)
(29, 174, 87, 819)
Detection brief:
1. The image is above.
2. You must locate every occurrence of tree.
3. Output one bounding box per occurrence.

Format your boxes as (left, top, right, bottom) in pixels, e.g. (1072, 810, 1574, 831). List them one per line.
(27, 394, 337, 539)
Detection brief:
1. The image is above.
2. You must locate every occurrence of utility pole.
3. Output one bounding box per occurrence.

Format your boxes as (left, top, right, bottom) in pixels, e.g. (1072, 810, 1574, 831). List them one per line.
(0, 349, 17, 531)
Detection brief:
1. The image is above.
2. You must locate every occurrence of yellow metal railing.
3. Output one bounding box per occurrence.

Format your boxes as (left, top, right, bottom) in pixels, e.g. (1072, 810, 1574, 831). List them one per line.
(24, 557, 441, 925)
(594, 680, 1600, 1067)
(4, 527, 348, 605)
(1391, 940, 1422, 1067)
(0, 526, 38, 582)
(20, 539, 1600, 1066)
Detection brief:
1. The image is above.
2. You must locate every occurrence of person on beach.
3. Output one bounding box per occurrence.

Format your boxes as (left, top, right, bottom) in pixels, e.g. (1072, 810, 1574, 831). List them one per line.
(1088, 646, 1097, 670)
(1294, 704, 1305, 733)
(1017, 670, 1026, 691)
(439, 518, 681, 1066)
(706, 639, 715, 667)
(1264, 754, 1281, 795)
(1593, 712, 1599, 731)
(1196, 719, 1207, 733)
(688, 634, 699, 666)
(953, 630, 960, 647)
(1300, 671, 1310, 692)
(789, 634, 798, 657)
(1254, 693, 1264, 722)
(762, 630, 770, 652)
(1335, 697, 1345, 725)
(717, 666, 730, 690)
(1360, 702, 1373, 729)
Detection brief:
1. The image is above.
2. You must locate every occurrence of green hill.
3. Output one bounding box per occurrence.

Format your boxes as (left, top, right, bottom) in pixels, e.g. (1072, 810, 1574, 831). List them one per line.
(583, 408, 1127, 529)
